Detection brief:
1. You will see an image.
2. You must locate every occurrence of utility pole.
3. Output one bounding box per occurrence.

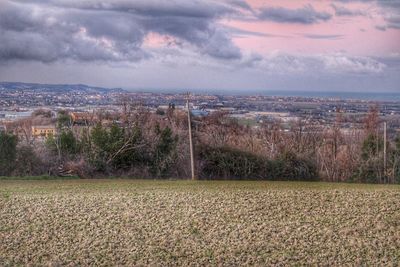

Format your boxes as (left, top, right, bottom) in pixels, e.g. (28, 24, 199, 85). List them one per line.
(383, 121, 387, 182)
(376, 125, 381, 183)
(186, 92, 196, 180)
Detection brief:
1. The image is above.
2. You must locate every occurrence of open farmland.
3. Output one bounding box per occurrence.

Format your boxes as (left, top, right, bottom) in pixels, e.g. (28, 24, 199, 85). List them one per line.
(0, 180, 399, 266)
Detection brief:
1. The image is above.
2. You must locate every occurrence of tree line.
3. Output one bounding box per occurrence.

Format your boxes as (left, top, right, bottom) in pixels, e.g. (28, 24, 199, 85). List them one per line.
(1, 104, 399, 183)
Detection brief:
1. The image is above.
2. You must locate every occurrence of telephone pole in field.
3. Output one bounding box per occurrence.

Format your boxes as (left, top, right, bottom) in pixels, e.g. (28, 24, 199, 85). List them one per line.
(383, 121, 387, 182)
(186, 92, 196, 180)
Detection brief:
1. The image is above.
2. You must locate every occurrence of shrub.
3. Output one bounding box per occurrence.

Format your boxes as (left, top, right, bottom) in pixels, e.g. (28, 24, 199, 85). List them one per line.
(150, 125, 178, 178)
(13, 145, 44, 176)
(199, 146, 318, 181)
(46, 130, 80, 159)
(90, 123, 146, 172)
(0, 132, 17, 176)
(275, 152, 318, 181)
(199, 146, 265, 179)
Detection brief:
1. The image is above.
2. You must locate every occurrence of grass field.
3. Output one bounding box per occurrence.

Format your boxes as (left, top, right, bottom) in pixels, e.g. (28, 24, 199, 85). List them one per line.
(1, 180, 399, 266)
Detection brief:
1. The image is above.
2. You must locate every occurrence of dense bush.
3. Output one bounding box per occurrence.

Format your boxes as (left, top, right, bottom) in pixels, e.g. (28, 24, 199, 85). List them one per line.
(275, 152, 318, 181)
(13, 145, 45, 176)
(199, 146, 318, 181)
(46, 130, 80, 159)
(89, 123, 146, 173)
(354, 133, 385, 183)
(0, 132, 17, 176)
(150, 125, 179, 178)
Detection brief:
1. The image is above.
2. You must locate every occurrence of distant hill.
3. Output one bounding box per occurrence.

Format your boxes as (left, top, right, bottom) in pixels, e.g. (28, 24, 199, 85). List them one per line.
(0, 81, 125, 94)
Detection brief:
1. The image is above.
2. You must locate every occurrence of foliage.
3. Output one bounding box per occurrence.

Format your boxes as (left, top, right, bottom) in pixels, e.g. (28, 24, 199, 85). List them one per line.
(276, 151, 318, 181)
(355, 133, 385, 183)
(57, 110, 72, 129)
(60, 131, 79, 155)
(200, 146, 265, 179)
(0, 107, 398, 183)
(13, 145, 44, 176)
(150, 125, 178, 177)
(46, 130, 79, 158)
(90, 123, 145, 172)
(0, 132, 17, 176)
(361, 134, 383, 160)
(199, 146, 317, 180)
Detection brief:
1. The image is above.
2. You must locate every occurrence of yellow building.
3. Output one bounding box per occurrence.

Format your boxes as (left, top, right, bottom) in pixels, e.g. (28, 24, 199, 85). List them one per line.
(32, 125, 56, 138)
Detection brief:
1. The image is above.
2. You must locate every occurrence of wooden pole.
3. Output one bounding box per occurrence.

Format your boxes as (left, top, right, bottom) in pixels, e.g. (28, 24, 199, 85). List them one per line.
(186, 93, 196, 180)
(376, 126, 381, 183)
(383, 121, 387, 182)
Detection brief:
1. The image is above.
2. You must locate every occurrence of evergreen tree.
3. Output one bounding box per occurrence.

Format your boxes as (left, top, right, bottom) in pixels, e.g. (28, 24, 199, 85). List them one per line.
(0, 132, 17, 176)
(151, 125, 178, 177)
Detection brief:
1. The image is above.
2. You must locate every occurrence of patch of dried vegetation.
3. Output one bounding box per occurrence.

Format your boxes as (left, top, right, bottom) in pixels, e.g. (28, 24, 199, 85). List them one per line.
(0, 180, 399, 266)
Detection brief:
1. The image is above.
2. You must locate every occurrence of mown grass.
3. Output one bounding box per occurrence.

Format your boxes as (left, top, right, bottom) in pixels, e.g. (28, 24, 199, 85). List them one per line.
(0, 179, 399, 266)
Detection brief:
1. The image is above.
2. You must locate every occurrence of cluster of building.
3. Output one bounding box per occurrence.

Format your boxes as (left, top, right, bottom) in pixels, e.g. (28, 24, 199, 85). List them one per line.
(2, 82, 400, 139)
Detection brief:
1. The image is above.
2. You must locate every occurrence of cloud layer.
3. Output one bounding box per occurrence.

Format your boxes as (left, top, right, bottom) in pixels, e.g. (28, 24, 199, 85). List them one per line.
(258, 4, 332, 24)
(0, 0, 250, 62)
(0, 0, 399, 92)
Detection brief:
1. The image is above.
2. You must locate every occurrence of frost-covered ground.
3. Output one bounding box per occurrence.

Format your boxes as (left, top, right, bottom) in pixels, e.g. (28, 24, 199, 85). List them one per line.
(0, 180, 399, 266)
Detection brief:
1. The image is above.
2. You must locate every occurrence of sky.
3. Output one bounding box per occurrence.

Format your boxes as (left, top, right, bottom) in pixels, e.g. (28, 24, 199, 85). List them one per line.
(0, 0, 399, 92)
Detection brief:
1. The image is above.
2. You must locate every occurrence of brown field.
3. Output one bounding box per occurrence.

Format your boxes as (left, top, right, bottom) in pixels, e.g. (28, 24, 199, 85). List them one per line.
(0, 180, 399, 266)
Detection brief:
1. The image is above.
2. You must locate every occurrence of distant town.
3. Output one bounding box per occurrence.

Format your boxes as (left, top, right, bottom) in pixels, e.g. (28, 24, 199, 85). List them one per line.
(1, 81, 400, 139)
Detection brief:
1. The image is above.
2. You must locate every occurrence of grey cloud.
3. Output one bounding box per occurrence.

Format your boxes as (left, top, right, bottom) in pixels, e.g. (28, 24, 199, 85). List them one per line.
(224, 26, 290, 38)
(2, 52, 396, 92)
(330, 4, 365, 16)
(200, 30, 242, 59)
(258, 4, 332, 24)
(256, 53, 386, 75)
(377, 1, 400, 10)
(376, 54, 400, 68)
(335, 0, 400, 29)
(140, 15, 241, 59)
(385, 16, 400, 29)
(302, 34, 344, 40)
(320, 54, 385, 74)
(334, 0, 373, 3)
(10, 0, 238, 19)
(336, 0, 400, 10)
(226, 0, 252, 11)
(1, 0, 248, 62)
(375, 25, 386, 31)
(0, 2, 148, 62)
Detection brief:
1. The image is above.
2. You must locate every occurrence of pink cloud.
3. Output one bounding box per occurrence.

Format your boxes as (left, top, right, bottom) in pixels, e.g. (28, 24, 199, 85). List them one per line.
(223, 0, 400, 56)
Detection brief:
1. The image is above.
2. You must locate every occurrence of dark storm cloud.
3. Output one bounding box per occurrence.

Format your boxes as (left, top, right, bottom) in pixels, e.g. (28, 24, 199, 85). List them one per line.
(0, 0, 248, 62)
(258, 4, 332, 24)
